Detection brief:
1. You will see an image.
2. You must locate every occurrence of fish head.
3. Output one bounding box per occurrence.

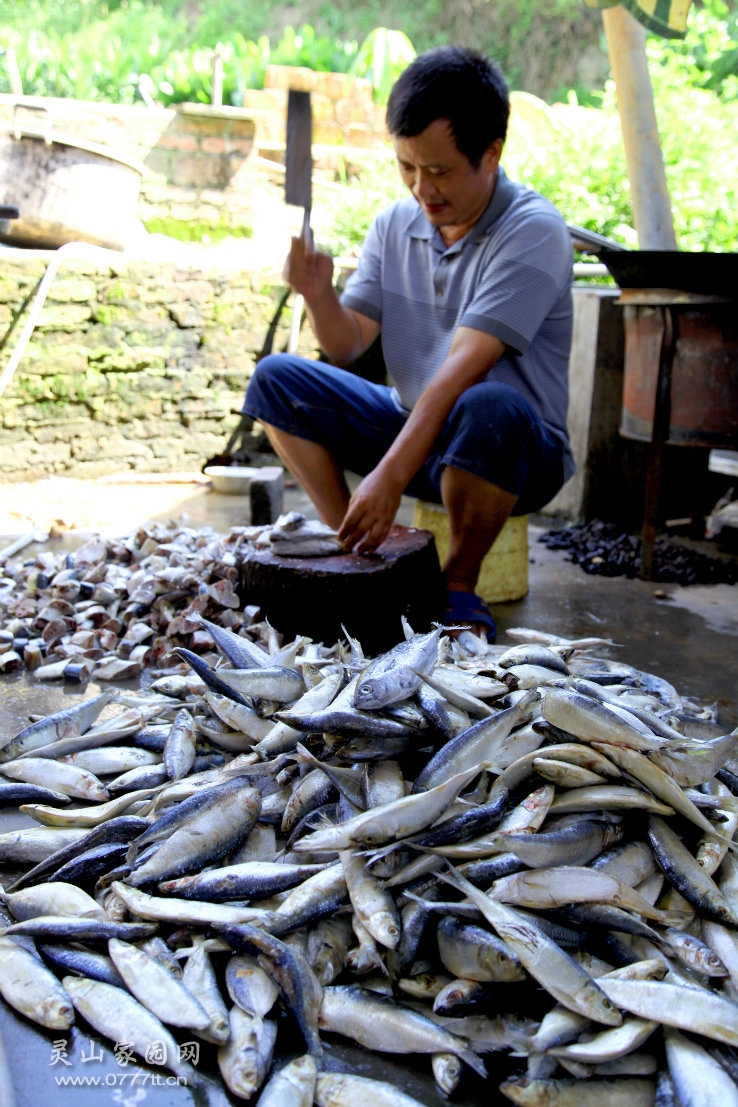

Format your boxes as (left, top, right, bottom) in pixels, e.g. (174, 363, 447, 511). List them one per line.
(353, 677, 388, 711)
(226, 1052, 264, 1098)
(373, 912, 401, 950)
(495, 950, 527, 982)
(39, 992, 75, 1029)
(353, 667, 417, 711)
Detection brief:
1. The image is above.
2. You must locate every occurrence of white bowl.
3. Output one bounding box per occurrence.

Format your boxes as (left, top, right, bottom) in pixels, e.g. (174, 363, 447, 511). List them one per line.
(204, 465, 259, 495)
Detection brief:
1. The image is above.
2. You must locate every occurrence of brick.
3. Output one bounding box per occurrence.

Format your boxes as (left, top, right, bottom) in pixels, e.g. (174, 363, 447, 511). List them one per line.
(155, 133, 199, 152)
(265, 66, 315, 93)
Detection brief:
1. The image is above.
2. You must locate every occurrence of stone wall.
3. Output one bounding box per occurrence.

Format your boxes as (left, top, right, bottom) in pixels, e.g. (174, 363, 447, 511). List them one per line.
(0, 74, 385, 484)
(0, 251, 320, 481)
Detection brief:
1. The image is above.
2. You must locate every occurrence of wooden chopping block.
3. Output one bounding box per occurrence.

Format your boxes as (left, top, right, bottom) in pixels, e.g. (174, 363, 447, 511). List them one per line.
(240, 525, 443, 654)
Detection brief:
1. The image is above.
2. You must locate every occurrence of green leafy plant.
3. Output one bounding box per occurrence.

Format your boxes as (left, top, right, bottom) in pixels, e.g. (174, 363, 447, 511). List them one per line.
(348, 27, 416, 103)
(647, 0, 738, 99)
(270, 25, 357, 73)
(326, 148, 407, 257)
(1, 1, 735, 253)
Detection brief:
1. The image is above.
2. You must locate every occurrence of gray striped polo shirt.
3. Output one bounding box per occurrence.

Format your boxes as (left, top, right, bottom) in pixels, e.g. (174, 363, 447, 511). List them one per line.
(341, 167, 575, 477)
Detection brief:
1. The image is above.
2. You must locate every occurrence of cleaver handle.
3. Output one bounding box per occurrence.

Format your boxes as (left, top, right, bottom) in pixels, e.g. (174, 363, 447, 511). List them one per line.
(287, 209, 313, 353)
(288, 293, 304, 354)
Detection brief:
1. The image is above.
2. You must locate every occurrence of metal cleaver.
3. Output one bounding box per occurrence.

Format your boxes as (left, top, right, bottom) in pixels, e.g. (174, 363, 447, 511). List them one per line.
(285, 89, 313, 352)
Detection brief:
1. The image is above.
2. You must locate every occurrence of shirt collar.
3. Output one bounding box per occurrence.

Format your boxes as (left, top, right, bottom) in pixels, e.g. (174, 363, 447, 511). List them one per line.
(407, 166, 517, 251)
(469, 167, 516, 241)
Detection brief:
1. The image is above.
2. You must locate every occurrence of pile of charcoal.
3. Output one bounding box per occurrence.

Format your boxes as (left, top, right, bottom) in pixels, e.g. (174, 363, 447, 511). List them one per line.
(540, 520, 738, 586)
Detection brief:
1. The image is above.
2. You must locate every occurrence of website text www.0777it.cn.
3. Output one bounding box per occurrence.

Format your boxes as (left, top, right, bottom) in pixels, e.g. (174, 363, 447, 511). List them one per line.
(55, 1072, 189, 1088)
(49, 1036, 198, 1087)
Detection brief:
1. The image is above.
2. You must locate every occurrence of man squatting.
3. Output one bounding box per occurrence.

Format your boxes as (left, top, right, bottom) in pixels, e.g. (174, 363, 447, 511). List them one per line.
(243, 45, 575, 641)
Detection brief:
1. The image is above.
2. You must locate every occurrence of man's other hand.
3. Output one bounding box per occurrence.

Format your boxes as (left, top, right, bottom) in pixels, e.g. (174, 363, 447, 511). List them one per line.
(338, 469, 403, 555)
(283, 236, 334, 301)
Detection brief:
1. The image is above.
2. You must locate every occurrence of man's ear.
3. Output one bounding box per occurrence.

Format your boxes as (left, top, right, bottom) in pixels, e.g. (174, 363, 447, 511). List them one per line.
(483, 138, 504, 171)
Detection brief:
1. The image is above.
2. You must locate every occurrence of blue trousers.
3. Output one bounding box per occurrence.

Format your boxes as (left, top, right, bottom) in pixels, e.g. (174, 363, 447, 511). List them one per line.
(243, 355, 568, 514)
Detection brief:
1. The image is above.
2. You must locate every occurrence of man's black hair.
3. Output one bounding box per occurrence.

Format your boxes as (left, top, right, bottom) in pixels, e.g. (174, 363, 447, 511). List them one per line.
(386, 46, 509, 168)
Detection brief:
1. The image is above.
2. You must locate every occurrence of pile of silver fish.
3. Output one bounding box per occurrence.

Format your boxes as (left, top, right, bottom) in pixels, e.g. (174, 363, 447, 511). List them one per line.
(0, 516, 337, 681)
(1, 605, 738, 1106)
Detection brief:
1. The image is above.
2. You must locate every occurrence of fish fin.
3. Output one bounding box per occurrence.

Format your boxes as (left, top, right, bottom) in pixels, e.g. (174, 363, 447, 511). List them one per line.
(436, 862, 473, 897)
(401, 615, 415, 641)
(459, 1049, 487, 1078)
(360, 841, 403, 866)
(294, 741, 319, 764)
(401, 891, 449, 912)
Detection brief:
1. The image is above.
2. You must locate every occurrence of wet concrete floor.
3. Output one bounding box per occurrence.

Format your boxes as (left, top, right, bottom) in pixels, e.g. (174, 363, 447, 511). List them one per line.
(1, 473, 737, 1105)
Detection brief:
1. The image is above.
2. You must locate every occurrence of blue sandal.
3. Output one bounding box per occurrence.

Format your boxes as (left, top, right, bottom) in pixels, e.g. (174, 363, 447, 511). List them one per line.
(444, 590, 497, 642)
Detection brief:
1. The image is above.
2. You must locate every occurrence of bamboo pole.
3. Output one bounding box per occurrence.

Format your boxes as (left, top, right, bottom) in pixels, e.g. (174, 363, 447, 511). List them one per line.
(602, 5, 678, 250)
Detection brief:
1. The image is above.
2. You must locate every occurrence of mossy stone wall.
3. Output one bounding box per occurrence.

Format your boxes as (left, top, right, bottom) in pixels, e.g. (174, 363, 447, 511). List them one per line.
(0, 253, 319, 481)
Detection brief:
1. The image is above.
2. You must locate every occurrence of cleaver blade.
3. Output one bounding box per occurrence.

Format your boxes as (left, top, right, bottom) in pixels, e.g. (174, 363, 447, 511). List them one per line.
(285, 89, 313, 227)
(285, 89, 313, 353)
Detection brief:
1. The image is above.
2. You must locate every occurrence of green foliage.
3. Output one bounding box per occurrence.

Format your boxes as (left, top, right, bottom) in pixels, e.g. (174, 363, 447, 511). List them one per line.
(505, 79, 737, 251)
(269, 25, 357, 73)
(503, 93, 638, 247)
(1, 0, 735, 253)
(327, 150, 407, 257)
(647, 0, 738, 99)
(1, 2, 187, 103)
(654, 85, 737, 249)
(0, 12, 368, 105)
(348, 27, 416, 104)
(143, 217, 253, 243)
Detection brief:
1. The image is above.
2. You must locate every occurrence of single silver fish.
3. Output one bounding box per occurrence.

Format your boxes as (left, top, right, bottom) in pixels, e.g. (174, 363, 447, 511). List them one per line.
(108, 937, 212, 1031)
(256, 1054, 317, 1107)
(0, 936, 75, 1029)
(315, 1071, 429, 1107)
(318, 984, 486, 1076)
(0, 691, 114, 762)
(353, 628, 441, 711)
(218, 1005, 278, 1098)
(63, 975, 197, 1083)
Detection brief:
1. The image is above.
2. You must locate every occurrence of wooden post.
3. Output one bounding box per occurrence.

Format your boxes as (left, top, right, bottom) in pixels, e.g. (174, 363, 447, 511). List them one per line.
(211, 45, 224, 107)
(4, 48, 23, 96)
(602, 6, 678, 250)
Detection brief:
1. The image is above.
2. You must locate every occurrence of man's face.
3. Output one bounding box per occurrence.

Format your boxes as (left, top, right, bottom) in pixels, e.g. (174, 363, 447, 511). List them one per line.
(392, 119, 503, 246)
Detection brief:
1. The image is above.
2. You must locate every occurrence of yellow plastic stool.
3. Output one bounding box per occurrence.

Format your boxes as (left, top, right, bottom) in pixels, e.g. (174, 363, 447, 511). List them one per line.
(411, 501, 529, 604)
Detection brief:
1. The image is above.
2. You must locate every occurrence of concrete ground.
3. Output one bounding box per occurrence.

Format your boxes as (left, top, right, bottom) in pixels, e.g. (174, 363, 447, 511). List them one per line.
(0, 470, 737, 1106)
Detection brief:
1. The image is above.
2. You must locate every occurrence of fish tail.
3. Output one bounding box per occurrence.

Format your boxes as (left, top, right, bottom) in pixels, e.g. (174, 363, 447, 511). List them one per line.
(294, 742, 318, 764)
